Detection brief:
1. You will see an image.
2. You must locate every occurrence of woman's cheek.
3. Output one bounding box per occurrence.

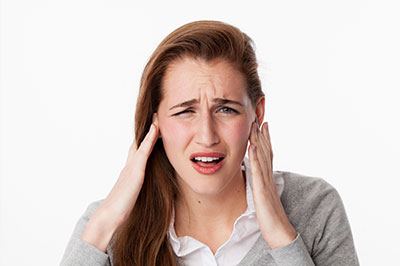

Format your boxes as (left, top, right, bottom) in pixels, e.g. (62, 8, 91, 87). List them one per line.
(223, 119, 251, 150)
(161, 120, 190, 148)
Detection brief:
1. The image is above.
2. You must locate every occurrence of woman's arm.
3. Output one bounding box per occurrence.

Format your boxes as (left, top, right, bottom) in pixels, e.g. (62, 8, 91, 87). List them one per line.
(267, 180, 359, 265)
(81, 122, 159, 251)
(248, 121, 359, 265)
(61, 119, 160, 265)
(60, 200, 111, 266)
(248, 121, 299, 249)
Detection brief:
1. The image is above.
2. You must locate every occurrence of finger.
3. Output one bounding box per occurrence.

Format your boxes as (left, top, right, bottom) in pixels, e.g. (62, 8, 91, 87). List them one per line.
(252, 121, 276, 191)
(126, 136, 139, 165)
(262, 122, 274, 162)
(136, 124, 158, 157)
(127, 123, 158, 166)
(249, 121, 257, 144)
(248, 144, 266, 192)
(256, 123, 273, 174)
(128, 137, 138, 156)
(256, 122, 272, 159)
(250, 121, 271, 167)
(249, 123, 273, 195)
(252, 121, 271, 180)
(249, 121, 265, 152)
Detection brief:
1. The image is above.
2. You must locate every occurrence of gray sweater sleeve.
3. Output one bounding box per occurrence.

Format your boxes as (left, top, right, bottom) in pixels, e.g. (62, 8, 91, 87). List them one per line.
(275, 173, 359, 266)
(60, 200, 111, 266)
(268, 233, 315, 266)
(307, 182, 359, 266)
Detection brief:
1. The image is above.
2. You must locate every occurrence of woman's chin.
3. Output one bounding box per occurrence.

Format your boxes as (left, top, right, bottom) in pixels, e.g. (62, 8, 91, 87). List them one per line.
(174, 162, 244, 197)
(181, 179, 232, 197)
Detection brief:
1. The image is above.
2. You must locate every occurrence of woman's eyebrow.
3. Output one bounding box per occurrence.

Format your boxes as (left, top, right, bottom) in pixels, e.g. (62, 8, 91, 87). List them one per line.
(213, 98, 243, 107)
(169, 98, 243, 110)
(169, 99, 198, 110)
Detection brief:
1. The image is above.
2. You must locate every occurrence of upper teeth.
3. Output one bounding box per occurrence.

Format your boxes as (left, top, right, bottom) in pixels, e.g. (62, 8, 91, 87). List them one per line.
(194, 157, 220, 162)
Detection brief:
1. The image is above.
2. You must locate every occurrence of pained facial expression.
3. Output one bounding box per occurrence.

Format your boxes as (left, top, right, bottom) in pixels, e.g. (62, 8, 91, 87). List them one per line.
(157, 57, 262, 196)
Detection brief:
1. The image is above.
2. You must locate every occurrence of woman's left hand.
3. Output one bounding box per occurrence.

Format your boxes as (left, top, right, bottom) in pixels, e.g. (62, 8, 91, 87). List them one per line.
(248, 121, 298, 249)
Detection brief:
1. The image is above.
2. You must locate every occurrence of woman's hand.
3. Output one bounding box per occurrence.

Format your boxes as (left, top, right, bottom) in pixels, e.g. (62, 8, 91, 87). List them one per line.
(248, 121, 297, 249)
(81, 115, 159, 252)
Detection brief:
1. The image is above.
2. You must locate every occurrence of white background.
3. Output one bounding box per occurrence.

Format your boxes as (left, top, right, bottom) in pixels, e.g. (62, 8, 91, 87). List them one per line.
(1, 0, 399, 265)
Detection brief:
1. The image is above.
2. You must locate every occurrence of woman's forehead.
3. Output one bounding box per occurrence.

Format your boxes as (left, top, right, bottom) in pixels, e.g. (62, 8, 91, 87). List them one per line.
(161, 57, 248, 105)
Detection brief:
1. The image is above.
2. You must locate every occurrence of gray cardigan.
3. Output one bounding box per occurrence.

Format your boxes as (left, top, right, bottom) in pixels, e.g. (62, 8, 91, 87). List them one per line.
(60, 171, 359, 266)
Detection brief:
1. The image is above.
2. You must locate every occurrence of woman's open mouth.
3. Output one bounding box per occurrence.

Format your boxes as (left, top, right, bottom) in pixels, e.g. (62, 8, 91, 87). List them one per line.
(190, 152, 225, 175)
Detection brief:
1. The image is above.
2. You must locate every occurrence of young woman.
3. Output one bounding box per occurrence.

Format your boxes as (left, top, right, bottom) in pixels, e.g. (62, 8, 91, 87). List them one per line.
(60, 20, 359, 266)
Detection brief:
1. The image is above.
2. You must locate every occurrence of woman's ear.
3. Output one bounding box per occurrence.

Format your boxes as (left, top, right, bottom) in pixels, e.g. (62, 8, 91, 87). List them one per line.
(152, 113, 162, 138)
(255, 96, 265, 126)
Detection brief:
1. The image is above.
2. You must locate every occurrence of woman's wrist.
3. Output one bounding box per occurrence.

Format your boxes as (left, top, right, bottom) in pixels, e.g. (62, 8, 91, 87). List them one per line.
(81, 206, 122, 252)
(262, 225, 298, 250)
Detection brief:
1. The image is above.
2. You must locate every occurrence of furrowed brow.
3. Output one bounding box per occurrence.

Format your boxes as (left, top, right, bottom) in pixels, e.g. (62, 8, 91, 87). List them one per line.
(169, 97, 243, 110)
(169, 99, 199, 110)
(213, 98, 244, 107)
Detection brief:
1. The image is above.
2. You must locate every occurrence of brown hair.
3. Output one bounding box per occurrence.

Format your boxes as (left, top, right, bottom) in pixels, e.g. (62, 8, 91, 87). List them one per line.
(111, 20, 264, 266)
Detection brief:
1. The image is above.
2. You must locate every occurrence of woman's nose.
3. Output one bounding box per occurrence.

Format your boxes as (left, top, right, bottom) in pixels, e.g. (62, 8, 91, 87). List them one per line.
(194, 114, 220, 148)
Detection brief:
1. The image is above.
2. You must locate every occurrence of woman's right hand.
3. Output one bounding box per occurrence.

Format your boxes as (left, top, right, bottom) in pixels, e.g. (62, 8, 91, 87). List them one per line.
(81, 115, 160, 252)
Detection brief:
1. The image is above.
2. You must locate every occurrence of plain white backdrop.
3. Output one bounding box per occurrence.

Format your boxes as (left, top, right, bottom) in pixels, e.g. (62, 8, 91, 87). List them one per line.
(1, 0, 399, 265)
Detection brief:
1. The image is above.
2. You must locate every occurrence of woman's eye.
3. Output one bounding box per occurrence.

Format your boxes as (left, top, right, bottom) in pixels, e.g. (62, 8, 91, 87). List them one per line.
(218, 106, 238, 114)
(173, 109, 194, 116)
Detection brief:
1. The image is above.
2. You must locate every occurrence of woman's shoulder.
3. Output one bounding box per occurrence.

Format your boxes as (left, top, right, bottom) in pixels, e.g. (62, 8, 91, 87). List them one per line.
(83, 199, 104, 216)
(276, 171, 348, 240)
(274, 171, 358, 264)
(275, 171, 345, 225)
(276, 170, 339, 203)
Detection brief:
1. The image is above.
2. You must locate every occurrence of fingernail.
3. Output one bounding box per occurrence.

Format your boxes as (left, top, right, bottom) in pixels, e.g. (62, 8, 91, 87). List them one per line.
(262, 123, 267, 133)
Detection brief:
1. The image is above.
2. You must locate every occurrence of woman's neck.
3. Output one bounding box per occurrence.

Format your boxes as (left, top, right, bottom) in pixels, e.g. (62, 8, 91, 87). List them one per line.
(174, 168, 247, 253)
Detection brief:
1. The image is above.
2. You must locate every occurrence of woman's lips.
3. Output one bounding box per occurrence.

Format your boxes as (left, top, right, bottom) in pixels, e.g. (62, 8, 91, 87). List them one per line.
(190, 152, 225, 175)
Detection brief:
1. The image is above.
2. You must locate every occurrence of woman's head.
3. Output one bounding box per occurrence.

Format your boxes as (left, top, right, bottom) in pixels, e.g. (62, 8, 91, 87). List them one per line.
(135, 20, 264, 146)
(136, 20, 265, 193)
(157, 57, 263, 197)
(113, 20, 264, 266)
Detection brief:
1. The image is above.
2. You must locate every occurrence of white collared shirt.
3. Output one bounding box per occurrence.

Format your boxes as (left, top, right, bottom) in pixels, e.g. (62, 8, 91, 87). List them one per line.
(167, 157, 285, 266)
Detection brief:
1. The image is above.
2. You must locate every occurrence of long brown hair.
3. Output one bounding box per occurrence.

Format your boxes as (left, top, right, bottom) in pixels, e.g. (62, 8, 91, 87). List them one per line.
(111, 20, 264, 266)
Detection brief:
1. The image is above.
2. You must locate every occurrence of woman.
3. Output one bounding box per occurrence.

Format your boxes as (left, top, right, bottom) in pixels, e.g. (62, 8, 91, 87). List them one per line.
(60, 20, 359, 266)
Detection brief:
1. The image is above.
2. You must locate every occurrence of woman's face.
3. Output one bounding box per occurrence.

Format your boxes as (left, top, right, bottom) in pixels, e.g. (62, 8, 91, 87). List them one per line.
(157, 57, 264, 196)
